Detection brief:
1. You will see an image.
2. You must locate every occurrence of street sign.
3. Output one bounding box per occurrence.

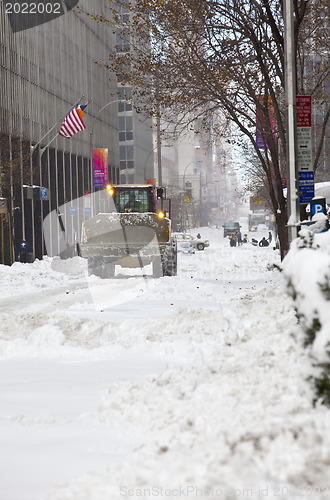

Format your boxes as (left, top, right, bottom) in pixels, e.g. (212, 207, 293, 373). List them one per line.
(297, 127, 313, 171)
(40, 188, 48, 200)
(310, 197, 326, 216)
(146, 178, 156, 185)
(70, 207, 77, 216)
(297, 96, 312, 172)
(299, 171, 314, 204)
(84, 207, 91, 217)
(296, 96, 311, 127)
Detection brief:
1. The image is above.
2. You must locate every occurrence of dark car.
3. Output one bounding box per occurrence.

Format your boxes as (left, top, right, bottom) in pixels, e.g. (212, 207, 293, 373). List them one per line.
(223, 221, 241, 238)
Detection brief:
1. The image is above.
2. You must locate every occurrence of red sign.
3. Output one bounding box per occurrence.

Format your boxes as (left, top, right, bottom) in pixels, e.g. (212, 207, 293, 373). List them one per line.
(281, 177, 287, 187)
(296, 96, 311, 128)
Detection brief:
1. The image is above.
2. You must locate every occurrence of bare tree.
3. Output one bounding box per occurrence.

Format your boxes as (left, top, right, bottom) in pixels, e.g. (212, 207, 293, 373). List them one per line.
(92, 0, 329, 257)
(0, 133, 33, 198)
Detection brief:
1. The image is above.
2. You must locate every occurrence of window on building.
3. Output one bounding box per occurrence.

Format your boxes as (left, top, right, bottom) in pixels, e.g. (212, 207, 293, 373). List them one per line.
(117, 87, 132, 112)
(116, 29, 130, 53)
(120, 145, 134, 170)
(118, 116, 133, 141)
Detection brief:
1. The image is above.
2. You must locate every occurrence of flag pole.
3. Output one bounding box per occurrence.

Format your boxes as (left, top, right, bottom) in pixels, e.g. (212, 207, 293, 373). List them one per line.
(39, 134, 60, 153)
(32, 95, 89, 258)
(30, 95, 85, 153)
(38, 96, 92, 153)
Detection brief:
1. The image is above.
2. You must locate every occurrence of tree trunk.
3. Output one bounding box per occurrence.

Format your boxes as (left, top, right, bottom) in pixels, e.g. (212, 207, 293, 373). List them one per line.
(276, 208, 289, 260)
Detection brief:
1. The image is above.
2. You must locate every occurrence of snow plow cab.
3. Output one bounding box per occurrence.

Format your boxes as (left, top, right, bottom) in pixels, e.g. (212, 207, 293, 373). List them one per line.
(79, 184, 177, 278)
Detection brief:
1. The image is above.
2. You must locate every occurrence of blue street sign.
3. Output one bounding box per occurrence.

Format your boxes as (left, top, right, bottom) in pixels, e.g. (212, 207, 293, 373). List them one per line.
(70, 207, 77, 216)
(84, 207, 91, 216)
(40, 188, 48, 200)
(310, 197, 326, 216)
(299, 171, 314, 204)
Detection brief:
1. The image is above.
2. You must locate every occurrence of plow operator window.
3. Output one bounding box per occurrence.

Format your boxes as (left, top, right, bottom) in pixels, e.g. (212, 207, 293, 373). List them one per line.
(114, 188, 155, 213)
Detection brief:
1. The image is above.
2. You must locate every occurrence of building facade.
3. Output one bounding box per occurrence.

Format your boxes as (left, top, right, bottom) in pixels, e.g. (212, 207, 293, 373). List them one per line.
(115, 3, 154, 185)
(0, 0, 155, 263)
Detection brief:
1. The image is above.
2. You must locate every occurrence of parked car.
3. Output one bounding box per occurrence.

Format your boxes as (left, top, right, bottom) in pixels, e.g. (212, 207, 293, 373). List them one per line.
(177, 241, 195, 254)
(223, 221, 241, 238)
(172, 232, 210, 251)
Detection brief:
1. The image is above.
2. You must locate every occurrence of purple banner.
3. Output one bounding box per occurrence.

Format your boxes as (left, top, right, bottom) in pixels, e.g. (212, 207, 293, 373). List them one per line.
(93, 149, 109, 189)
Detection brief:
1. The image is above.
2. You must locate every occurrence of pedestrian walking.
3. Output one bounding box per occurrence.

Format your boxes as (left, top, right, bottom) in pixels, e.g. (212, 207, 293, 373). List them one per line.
(230, 234, 237, 247)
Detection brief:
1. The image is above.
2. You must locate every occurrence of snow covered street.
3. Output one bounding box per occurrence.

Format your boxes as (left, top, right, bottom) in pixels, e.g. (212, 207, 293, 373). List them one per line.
(1, 228, 329, 500)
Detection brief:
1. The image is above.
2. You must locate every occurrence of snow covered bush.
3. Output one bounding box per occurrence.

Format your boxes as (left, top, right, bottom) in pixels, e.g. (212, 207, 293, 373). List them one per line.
(282, 219, 330, 407)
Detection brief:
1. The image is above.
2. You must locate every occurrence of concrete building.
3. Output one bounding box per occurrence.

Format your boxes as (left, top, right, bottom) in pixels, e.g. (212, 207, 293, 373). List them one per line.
(115, 3, 154, 185)
(0, 0, 155, 263)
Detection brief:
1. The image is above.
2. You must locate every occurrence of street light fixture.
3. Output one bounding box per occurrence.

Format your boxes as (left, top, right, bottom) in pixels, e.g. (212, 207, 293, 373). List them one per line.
(181, 160, 202, 230)
(182, 161, 199, 191)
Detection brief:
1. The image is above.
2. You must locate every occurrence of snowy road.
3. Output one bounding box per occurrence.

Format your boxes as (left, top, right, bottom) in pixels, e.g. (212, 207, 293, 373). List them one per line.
(0, 228, 329, 500)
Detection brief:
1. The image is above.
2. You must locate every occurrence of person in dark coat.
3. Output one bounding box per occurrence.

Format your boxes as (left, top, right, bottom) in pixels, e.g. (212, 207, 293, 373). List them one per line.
(230, 234, 237, 247)
(268, 231, 272, 243)
(17, 240, 31, 262)
(125, 194, 141, 212)
(259, 237, 269, 247)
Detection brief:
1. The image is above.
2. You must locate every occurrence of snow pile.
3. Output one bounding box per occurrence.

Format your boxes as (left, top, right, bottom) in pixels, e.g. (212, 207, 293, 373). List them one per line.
(0, 256, 85, 296)
(282, 224, 330, 405)
(46, 284, 330, 500)
(1, 227, 330, 500)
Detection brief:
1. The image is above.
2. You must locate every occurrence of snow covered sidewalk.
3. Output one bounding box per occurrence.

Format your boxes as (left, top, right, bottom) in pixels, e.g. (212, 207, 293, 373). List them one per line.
(0, 228, 329, 500)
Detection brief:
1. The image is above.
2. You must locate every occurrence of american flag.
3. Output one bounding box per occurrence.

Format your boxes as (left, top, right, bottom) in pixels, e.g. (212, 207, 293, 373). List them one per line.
(59, 105, 87, 138)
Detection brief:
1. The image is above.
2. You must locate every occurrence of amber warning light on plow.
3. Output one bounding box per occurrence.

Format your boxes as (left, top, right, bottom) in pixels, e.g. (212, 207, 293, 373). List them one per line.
(106, 185, 114, 195)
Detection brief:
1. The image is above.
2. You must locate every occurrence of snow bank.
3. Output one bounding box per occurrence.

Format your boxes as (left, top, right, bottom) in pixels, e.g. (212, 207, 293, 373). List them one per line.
(46, 283, 330, 500)
(282, 229, 330, 359)
(282, 226, 330, 404)
(1, 228, 330, 500)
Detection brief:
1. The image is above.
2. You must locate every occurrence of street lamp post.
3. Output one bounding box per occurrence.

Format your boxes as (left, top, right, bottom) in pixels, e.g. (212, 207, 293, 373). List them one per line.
(284, 0, 299, 245)
(182, 161, 198, 230)
(182, 161, 196, 191)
